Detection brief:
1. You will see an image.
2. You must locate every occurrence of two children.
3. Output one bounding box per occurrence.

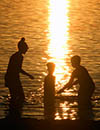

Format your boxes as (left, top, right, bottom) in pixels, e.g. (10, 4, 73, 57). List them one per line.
(44, 55, 95, 119)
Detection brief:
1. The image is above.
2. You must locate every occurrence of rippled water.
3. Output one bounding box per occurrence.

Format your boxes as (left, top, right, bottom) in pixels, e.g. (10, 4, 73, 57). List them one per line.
(0, 0, 100, 120)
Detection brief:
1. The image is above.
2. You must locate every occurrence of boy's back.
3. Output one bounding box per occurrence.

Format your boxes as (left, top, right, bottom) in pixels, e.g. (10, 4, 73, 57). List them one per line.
(72, 65, 95, 98)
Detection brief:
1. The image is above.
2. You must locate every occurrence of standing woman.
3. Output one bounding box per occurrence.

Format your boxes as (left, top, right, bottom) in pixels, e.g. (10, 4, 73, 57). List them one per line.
(5, 37, 34, 109)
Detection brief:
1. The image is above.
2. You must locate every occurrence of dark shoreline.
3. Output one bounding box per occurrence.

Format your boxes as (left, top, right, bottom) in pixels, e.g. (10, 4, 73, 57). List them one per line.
(0, 118, 100, 130)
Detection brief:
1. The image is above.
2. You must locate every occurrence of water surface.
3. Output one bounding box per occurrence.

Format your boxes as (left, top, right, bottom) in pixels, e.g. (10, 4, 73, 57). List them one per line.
(0, 0, 100, 120)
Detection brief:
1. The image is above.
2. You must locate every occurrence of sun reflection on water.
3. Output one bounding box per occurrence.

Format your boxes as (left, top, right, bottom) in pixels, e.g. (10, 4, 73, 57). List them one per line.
(55, 101, 78, 120)
(46, 0, 78, 120)
(47, 0, 70, 85)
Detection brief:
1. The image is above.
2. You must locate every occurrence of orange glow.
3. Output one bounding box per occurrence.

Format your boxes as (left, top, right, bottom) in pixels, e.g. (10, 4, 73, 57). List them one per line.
(47, 0, 70, 85)
(46, 0, 78, 120)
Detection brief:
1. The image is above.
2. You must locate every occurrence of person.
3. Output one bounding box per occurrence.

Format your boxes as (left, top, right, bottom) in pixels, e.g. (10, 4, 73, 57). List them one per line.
(44, 62, 56, 120)
(5, 37, 34, 113)
(58, 55, 95, 110)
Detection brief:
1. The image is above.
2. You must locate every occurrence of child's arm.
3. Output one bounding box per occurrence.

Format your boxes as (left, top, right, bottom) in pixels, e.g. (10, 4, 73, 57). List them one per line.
(57, 75, 74, 94)
(72, 80, 78, 85)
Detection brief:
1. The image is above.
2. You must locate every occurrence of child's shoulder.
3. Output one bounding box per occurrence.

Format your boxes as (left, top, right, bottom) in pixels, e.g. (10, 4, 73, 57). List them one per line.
(72, 65, 84, 74)
(45, 74, 55, 78)
(45, 75, 55, 80)
(79, 65, 88, 72)
(73, 65, 88, 74)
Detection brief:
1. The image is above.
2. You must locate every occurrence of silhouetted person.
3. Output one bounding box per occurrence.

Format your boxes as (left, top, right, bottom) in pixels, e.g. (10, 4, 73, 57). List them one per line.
(58, 55, 95, 113)
(5, 37, 34, 118)
(44, 62, 56, 120)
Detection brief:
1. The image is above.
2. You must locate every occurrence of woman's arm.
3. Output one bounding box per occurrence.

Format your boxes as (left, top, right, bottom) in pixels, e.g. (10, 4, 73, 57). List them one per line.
(20, 69, 34, 79)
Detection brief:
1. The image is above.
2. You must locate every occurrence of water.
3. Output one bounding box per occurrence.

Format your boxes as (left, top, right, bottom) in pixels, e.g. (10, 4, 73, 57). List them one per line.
(0, 0, 100, 120)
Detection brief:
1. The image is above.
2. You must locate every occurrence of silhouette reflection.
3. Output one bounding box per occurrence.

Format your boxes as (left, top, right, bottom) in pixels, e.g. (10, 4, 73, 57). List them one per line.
(78, 101, 94, 120)
(5, 102, 22, 119)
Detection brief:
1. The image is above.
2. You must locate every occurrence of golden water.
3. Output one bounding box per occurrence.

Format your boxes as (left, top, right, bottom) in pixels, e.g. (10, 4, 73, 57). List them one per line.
(0, 0, 100, 120)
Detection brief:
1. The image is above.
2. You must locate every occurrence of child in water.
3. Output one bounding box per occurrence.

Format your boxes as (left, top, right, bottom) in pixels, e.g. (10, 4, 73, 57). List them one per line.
(44, 62, 55, 120)
(58, 55, 95, 109)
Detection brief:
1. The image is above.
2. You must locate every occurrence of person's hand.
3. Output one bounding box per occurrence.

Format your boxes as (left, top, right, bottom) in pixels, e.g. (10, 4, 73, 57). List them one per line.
(57, 89, 64, 94)
(29, 75, 34, 79)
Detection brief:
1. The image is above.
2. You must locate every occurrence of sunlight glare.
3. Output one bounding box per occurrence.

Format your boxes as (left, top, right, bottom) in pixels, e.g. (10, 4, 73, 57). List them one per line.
(47, 0, 70, 84)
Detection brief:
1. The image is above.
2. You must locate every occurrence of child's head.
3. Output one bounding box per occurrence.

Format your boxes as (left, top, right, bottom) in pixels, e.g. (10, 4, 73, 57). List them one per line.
(18, 37, 29, 54)
(47, 62, 55, 75)
(71, 55, 81, 68)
